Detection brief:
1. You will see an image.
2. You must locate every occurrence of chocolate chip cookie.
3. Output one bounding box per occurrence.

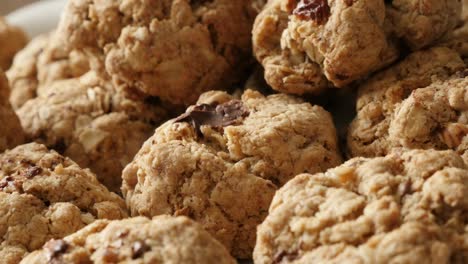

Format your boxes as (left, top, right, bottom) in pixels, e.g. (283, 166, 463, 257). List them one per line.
(255, 148, 468, 263)
(21, 216, 236, 264)
(0, 143, 127, 264)
(0, 68, 25, 152)
(0, 17, 28, 70)
(17, 71, 169, 192)
(122, 89, 342, 258)
(348, 46, 467, 158)
(55, 0, 262, 105)
(253, 0, 460, 95)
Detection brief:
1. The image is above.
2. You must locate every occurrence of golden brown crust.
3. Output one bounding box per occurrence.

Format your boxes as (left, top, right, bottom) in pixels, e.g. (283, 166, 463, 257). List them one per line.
(253, 0, 460, 95)
(21, 216, 236, 264)
(122, 89, 342, 258)
(0, 143, 127, 264)
(348, 47, 466, 158)
(55, 0, 261, 105)
(254, 149, 468, 263)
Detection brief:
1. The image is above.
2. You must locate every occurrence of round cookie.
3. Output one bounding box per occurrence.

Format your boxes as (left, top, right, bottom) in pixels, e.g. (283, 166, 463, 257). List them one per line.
(253, 0, 460, 95)
(440, 0, 468, 60)
(0, 143, 127, 264)
(348, 46, 466, 158)
(55, 0, 262, 105)
(21, 216, 236, 264)
(0, 17, 28, 70)
(254, 149, 468, 263)
(17, 71, 169, 192)
(389, 75, 468, 165)
(7, 33, 93, 109)
(0, 69, 25, 152)
(122, 89, 342, 258)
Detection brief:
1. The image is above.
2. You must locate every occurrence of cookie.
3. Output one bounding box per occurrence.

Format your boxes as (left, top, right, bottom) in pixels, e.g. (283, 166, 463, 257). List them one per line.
(0, 69, 25, 152)
(440, 0, 468, 59)
(7, 33, 93, 109)
(122, 89, 342, 258)
(348, 46, 466, 158)
(0, 143, 127, 264)
(253, 0, 460, 95)
(54, 0, 262, 105)
(254, 148, 468, 263)
(21, 216, 236, 264)
(389, 75, 468, 165)
(0, 17, 28, 70)
(17, 71, 169, 192)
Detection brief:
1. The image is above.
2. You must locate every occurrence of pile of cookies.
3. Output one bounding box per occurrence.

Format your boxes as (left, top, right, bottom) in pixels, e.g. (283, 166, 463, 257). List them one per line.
(0, 0, 467, 263)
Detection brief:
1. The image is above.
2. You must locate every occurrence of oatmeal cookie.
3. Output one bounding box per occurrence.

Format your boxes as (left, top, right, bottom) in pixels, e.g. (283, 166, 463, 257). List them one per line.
(0, 143, 127, 264)
(17, 71, 169, 192)
(0, 69, 25, 152)
(440, 0, 468, 59)
(21, 216, 236, 264)
(348, 46, 466, 158)
(7, 33, 93, 109)
(389, 74, 468, 165)
(0, 17, 28, 70)
(254, 149, 468, 263)
(55, 0, 261, 105)
(122, 89, 342, 258)
(253, 0, 460, 95)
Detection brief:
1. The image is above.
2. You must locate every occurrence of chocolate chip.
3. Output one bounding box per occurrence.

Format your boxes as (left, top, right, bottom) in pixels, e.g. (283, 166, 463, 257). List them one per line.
(25, 166, 42, 178)
(293, 0, 330, 25)
(0, 176, 12, 189)
(44, 239, 69, 260)
(132, 240, 150, 259)
(174, 100, 249, 135)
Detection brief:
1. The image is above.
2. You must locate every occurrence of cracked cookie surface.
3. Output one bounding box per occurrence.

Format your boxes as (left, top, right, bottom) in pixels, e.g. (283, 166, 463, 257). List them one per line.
(55, 0, 261, 105)
(0, 69, 25, 152)
(253, 0, 460, 95)
(348, 46, 467, 158)
(0, 17, 28, 70)
(17, 71, 169, 192)
(21, 216, 236, 264)
(122, 89, 342, 258)
(7, 33, 94, 109)
(254, 149, 468, 264)
(0, 143, 127, 264)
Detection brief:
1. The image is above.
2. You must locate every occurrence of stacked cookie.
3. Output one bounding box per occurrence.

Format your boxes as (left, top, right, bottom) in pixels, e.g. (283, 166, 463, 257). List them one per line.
(0, 0, 467, 263)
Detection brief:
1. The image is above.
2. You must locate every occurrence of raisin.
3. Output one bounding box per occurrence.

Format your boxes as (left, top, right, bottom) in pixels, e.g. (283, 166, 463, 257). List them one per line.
(293, 0, 330, 25)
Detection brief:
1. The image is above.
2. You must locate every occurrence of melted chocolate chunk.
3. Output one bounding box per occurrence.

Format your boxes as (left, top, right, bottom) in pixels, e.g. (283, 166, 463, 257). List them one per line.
(174, 100, 249, 135)
(25, 166, 42, 178)
(132, 240, 150, 259)
(44, 239, 69, 260)
(293, 0, 330, 25)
